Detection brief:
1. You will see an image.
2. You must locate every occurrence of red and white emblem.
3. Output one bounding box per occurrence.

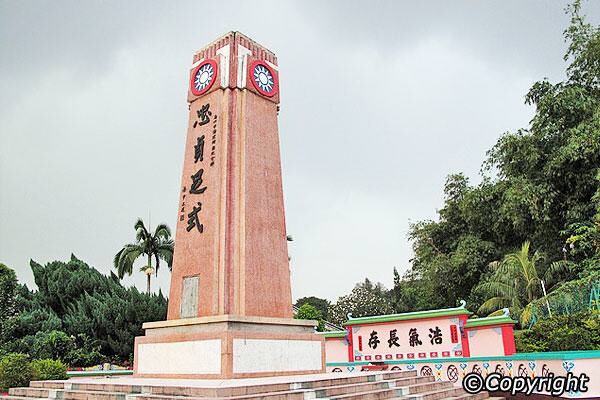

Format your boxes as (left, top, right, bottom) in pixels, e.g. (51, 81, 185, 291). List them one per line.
(249, 60, 278, 97)
(190, 59, 218, 96)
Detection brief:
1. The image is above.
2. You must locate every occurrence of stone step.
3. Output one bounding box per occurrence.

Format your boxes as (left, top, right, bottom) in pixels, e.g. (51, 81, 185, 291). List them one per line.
(400, 387, 466, 400)
(399, 381, 453, 395)
(380, 371, 417, 381)
(1, 396, 47, 400)
(9, 388, 50, 398)
(8, 389, 130, 400)
(28, 384, 143, 395)
(448, 393, 490, 400)
(135, 391, 304, 400)
(314, 376, 434, 398)
(328, 387, 408, 400)
(25, 372, 417, 398)
(141, 376, 389, 398)
(135, 376, 430, 400)
(30, 382, 66, 389)
(295, 371, 416, 390)
(60, 390, 128, 400)
(4, 371, 502, 400)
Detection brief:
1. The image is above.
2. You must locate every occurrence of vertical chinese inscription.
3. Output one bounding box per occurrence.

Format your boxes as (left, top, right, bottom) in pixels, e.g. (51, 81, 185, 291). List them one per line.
(179, 102, 218, 233)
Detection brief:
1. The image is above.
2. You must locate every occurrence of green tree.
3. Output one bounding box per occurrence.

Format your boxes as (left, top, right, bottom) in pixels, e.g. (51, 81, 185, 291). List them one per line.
(328, 283, 393, 326)
(406, 2, 600, 314)
(294, 296, 330, 320)
(515, 310, 600, 352)
(476, 241, 568, 324)
(2, 256, 167, 365)
(294, 303, 325, 332)
(0, 264, 18, 332)
(114, 218, 173, 293)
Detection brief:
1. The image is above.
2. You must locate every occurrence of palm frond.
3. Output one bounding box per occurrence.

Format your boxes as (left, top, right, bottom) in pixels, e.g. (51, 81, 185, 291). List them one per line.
(113, 248, 124, 269)
(135, 218, 150, 243)
(544, 260, 571, 283)
(520, 303, 535, 326)
(114, 244, 144, 279)
(478, 297, 511, 315)
(476, 281, 517, 298)
(154, 223, 172, 241)
(525, 277, 542, 303)
(157, 241, 174, 270)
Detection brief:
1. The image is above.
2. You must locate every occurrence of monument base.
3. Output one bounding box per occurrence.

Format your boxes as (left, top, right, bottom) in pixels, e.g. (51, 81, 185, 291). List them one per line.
(133, 315, 325, 379)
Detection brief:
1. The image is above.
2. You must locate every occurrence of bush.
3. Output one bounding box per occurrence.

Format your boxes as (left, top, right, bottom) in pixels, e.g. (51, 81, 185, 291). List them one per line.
(515, 311, 600, 352)
(65, 347, 104, 367)
(30, 359, 68, 381)
(294, 303, 325, 332)
(0, 353, 33, 391)
(31, 331, 75, 361)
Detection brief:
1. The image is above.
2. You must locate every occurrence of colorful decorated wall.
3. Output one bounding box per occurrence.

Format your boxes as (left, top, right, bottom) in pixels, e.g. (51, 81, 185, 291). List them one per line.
(319, 305, 599, 398)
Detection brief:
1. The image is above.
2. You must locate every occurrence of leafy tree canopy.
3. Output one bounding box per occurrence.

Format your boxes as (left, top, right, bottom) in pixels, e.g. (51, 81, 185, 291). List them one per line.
(396, 1, 600, 316)
(0, 256, 167, 366)
(294, 296, 331, 320)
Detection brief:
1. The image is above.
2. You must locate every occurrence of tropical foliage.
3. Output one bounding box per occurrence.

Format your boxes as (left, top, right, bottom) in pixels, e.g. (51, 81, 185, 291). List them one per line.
(389, 1, 600, 320)
(476, 241, 569, 324)
(114, 218, 174, 293)
(515, 310, 600, 352)
(0, 257, 167, 366)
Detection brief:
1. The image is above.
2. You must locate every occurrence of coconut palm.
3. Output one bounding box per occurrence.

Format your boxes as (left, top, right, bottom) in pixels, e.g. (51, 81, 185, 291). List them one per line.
(476, 241, 568, 325)
(114, 218, 174, 293)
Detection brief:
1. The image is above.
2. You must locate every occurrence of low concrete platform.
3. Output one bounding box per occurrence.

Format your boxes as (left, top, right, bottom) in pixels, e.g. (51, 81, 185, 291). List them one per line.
(133, 315, 325, 379)
(6, 370, 503, 400)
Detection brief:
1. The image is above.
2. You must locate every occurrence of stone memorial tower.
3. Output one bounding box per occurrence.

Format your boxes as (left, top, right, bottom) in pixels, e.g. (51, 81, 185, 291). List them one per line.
(133, 32, 325, 379)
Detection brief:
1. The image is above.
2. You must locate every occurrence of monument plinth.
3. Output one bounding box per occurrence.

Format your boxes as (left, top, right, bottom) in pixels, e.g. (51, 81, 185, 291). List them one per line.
(133, 32, 325, 379)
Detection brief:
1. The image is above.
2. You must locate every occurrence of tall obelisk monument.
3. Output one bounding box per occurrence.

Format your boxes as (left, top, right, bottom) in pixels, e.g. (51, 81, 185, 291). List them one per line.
(166, 32, 292, 320)
(133, 32, 324, 379)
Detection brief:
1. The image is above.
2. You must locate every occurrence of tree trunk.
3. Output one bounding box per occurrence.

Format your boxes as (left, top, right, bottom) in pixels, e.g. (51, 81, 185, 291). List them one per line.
(147, 253, 152, 294)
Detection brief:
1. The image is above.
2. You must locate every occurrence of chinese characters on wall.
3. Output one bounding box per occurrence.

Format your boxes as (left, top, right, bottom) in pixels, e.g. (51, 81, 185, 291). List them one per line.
(367, 326, 443, 350)
(354, 322, 462, 361)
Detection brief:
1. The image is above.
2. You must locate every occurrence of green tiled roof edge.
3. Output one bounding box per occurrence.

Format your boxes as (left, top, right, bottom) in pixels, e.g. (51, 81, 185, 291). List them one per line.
(344, 307, 472, 326)
(464, 316, 517, 328)
(318, 330, 347, 338)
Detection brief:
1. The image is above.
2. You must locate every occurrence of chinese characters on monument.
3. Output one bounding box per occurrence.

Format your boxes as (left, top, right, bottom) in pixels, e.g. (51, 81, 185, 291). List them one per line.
(179, 102, 218, 233)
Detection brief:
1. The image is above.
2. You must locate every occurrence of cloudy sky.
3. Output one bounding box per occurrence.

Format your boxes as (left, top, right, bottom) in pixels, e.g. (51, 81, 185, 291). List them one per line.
(1, 1, 599, 303)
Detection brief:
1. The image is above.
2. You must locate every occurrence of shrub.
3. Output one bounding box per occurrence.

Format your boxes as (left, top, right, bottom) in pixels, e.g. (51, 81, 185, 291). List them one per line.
(31, 331, 75, 361)
(65, 348, 104, 368)
(294, 303, 325, 332)
(0, 353, 33, 391)
(515, 310, 600, 352)
(30, 359, 68, 381)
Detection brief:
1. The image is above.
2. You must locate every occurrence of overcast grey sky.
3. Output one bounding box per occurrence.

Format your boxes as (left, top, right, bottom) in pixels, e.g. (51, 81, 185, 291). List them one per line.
(1, 1, 599, 303)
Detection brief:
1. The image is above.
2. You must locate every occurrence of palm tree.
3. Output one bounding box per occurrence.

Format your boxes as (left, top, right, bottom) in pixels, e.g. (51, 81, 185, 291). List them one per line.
(114, 218, 174, 293)
(476, 241, 568, 325)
